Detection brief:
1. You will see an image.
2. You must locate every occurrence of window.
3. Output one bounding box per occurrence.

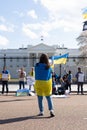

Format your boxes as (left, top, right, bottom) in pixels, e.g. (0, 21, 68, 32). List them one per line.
(17, 57, 19, 62)
(10, 58, 13, 62)
(10, 65, 13, 68)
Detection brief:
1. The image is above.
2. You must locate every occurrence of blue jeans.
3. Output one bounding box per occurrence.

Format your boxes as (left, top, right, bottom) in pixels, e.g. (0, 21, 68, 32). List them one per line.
(37, 96, 54, 112)
(77, 82, 83, 94)
(19, 81, 25, 89)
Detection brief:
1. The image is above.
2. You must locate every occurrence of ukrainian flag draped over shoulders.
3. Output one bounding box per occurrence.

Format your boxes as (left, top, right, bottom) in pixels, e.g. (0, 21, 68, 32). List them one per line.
(34, 63, 52, 96)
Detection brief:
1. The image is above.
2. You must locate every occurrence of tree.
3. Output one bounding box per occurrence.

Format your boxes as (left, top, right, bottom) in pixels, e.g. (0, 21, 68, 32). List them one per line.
(76, 23, 87, 66)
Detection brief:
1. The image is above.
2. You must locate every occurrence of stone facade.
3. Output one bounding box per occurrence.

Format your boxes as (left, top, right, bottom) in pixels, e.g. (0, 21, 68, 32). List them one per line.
(0, 43, 87, 81)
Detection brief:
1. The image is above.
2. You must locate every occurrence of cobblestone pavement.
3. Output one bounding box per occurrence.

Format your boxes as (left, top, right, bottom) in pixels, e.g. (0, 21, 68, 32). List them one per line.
(0, 89, 87, 130)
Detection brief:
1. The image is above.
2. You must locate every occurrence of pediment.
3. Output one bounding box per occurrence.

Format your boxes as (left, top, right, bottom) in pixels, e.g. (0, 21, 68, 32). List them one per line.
(28, 43, 55, 52)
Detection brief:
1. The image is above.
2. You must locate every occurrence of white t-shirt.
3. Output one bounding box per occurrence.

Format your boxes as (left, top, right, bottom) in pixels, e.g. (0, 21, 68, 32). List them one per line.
(26, 76, 35, 85)
(19, 71, 26, 81)
(78, 73, 84, 82)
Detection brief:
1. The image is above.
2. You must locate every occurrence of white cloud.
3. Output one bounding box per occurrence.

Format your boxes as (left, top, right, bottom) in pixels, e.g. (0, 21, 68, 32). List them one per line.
(40, 31, 49, 37)
(22, 18, 82, 40)
(27, 10, 38, 19)
(13, 10, 38, 19)
(39, 0, 87, 32)
(22, 0, 87, 42)
(0, 24, 8, 31)
(22, 22, 50, 39)
(22, 24, 38, 39)
(33, 0, 39, 3)
(0, 35, 9, 46)
(40, 0, 87, 12)
(13, 11, 24, 17)
(0, 16, 6, 22)
(0, 24, 14, 32)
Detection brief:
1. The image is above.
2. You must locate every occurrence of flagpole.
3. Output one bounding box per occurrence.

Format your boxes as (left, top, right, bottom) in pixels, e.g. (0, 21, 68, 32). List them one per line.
(59, 64, 61, 77)
(59, 53, 62, 77)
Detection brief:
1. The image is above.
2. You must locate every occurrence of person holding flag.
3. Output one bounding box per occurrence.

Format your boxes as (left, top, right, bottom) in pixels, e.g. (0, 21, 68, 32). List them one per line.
(34, 53, 55, 117)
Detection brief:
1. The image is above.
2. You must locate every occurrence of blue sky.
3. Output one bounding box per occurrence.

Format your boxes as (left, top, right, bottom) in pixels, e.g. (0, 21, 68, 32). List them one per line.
(0, 0, 87, 49)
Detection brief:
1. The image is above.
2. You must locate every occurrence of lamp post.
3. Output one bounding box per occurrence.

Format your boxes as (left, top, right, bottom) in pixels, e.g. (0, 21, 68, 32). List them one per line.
(32, 53, 36, 67)
(4, 54, 6, 67)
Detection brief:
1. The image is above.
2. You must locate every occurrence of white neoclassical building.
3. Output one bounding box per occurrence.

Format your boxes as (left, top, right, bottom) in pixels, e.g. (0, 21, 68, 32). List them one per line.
(0, 43, 87, 80)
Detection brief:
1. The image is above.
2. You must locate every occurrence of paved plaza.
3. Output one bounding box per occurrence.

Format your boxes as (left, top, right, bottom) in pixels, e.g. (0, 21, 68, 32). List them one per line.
(0, 84, 87, 130)
(0, 83, 87, 93)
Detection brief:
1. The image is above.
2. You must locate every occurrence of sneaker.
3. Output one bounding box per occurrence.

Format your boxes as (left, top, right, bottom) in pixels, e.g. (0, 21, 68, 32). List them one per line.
(50, 110, 55, 117)
(81, 93, 84, 95)
(37, 112, 44, 116)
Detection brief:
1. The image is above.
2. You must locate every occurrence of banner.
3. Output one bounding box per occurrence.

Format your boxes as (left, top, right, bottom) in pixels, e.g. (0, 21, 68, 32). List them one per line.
(50, 53, 69, 65)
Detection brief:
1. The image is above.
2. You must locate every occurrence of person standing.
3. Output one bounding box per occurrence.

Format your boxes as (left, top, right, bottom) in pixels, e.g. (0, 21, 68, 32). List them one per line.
(34, 53, 55, 117)
(29, 67, 35, 77)
(1, 66, 10, 95)
(67, 70, 72, 93)
(76, 67, 85, 95)
(52, 77, 56, 94)
(18, 67, 26, 89)
(27, 67, 35, 90)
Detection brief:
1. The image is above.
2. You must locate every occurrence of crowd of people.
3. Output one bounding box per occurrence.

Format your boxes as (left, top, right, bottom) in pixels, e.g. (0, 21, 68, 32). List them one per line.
(52, 70, 73, 95)
(0, 66, 35, 95)
(0, 53, 85, 117)
(52, 67, 85, 95)
(0, 61, 85, 96)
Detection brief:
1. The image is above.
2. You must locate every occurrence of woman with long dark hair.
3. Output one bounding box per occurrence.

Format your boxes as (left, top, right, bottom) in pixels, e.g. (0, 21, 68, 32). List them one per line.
(34, 54, 55, 117)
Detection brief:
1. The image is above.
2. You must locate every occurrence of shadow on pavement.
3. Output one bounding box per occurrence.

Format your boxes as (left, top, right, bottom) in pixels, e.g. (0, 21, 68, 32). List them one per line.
(0, 115, 53, 124)
(0, 98, 34, 103)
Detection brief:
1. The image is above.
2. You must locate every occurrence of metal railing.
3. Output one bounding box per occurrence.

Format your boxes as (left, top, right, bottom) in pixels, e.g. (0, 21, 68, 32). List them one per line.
(0, 56, 87, 79)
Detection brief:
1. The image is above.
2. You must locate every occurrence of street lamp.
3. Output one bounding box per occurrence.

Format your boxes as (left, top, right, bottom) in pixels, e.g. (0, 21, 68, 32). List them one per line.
(32, 53, 36, 67)
(4, 54, 6, 67)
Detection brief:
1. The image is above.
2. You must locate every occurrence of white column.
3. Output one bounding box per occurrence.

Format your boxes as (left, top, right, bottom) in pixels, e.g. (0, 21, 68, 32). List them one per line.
(36, 53, 38, 63)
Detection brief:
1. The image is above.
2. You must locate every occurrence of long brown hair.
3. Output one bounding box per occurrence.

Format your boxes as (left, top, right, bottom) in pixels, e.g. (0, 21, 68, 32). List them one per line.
(39, 53, 50, 69)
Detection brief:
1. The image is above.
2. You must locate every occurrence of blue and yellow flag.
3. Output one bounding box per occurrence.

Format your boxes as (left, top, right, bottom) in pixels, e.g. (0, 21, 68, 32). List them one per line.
(82, 8, 87, 19)
(51, 53, 69, 65)
(34, 63, 52, 96)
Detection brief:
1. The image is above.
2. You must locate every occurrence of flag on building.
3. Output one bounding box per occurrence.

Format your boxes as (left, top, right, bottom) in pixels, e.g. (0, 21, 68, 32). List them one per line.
(82, 8, 87, 19)
(50, 53, 69, 65)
